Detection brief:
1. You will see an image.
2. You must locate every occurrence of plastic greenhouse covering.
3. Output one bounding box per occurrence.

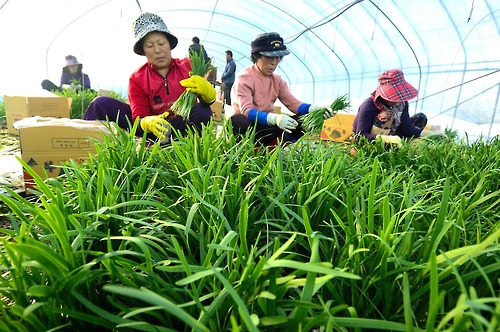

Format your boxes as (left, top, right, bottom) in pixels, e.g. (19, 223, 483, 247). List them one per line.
(1, 0, 499, 139)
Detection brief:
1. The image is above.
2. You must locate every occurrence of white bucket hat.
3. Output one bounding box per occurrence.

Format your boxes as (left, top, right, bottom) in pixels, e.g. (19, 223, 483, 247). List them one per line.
(132, 12, 178, 55)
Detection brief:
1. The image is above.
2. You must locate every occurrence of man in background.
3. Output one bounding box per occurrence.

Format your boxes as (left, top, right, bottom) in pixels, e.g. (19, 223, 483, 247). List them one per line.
(221, 50, 236, 106)
(189, 36, 210, 63)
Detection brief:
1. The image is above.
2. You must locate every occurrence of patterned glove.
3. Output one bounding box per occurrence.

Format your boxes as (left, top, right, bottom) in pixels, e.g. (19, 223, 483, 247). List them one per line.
(180, 75, 216, 103)
(140, 112, 170, 139)
(267, 113, 298, 133)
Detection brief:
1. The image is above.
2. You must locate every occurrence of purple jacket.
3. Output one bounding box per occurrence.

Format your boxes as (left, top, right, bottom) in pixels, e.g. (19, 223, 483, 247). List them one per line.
(60, 68, 91, 89)
(353, 97, 422, 140)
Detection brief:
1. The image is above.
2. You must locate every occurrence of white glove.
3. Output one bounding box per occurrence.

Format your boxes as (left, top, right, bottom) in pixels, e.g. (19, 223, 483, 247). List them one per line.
(420, 129, 447, 138)
(309, 104, 335, 119)
(267, 113, 298, 133)
(377, 135, 402, 147)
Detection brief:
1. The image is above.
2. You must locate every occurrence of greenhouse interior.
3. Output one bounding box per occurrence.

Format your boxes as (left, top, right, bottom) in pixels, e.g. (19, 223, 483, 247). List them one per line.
(0, 1, 499, 331)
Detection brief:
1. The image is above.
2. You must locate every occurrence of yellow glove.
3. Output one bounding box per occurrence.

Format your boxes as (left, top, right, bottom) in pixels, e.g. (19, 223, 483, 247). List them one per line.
(377, 135, 402, 147)
(140, 112, 170, 139)
(180, 75, 216, 103)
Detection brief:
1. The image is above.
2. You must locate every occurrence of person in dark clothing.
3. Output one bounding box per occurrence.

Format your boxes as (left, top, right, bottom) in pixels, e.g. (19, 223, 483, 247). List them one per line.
(352, 69, 435, 146)
(188, 36, 210, 63)
(221, 50, 236, 106)
(41, 55, 91, 91)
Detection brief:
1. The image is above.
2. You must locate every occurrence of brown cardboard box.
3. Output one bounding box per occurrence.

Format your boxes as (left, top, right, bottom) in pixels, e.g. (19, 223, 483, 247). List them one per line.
(4, 95, 72, 135)
(211, 101, 223, 122)
(320, 113, 355, 142)
(14, 117, 111, 188)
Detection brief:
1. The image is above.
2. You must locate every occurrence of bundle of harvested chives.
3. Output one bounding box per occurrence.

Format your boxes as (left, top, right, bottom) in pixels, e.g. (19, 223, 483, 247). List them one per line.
(300, 94, 351, 135)
(172, 45, 215, 119)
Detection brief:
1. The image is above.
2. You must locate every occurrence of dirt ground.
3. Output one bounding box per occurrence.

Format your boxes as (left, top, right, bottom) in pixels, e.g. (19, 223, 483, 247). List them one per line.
(0, 125, 23, 228)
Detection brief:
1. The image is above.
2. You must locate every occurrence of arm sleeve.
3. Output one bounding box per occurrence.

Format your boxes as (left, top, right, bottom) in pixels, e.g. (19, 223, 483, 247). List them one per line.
(248, 108, 269, 125)
(298, 103, 310, 115)
(221, 68, 229, 81)
(128, 76, 152, 122)
(353, 99, 378, 141)
(222, 61, 236, 81)
(84, 75, 91, 89)
(233, 77, 257, 117)
(60, 70, 69, 86)
(277, 80, 303, 114)
(396, 103, 423, 138)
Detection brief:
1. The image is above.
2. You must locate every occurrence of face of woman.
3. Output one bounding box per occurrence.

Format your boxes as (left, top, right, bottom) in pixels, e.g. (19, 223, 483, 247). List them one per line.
(67, 65, 79, 74)
(256, 55, 281, 76)
(143, 32, 171, 70)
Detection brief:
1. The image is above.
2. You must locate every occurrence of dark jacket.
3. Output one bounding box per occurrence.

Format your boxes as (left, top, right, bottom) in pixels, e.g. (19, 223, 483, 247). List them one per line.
(353, 97, 422, 140)
(188, 43, 209, 63)
(60, 66, 91, 89)
(221, 58, 236, 84)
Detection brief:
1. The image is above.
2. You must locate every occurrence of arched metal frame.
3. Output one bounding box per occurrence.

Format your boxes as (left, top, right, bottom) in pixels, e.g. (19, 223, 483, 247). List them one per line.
(1, 0, 499, 138)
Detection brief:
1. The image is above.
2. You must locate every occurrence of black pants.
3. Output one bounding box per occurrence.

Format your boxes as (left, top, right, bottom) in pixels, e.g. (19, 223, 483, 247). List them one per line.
(230, 113, 304, 146)
(223, 83, 233, 106)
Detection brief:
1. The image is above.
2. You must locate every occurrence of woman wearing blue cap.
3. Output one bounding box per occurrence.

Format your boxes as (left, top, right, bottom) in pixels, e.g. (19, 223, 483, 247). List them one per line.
(230, 32, 336, 147)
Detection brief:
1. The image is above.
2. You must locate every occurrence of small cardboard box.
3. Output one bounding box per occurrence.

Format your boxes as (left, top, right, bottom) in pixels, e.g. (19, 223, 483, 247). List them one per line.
(4, 95, 72, 135)
(14, 117, 111, 188)
(211, 101, 223, 122)
(320, 114, 356, 142)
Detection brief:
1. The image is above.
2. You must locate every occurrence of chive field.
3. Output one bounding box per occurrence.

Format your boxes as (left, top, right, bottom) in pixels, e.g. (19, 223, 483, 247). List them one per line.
(0, 120, 499, 331)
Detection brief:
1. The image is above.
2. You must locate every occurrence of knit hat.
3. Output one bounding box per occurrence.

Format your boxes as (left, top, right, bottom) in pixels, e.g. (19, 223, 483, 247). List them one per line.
(64, 55, 81, 68)
(133, 12, 178, 55)
(374, 69, 418, 102)
(251, 32, 290, 57)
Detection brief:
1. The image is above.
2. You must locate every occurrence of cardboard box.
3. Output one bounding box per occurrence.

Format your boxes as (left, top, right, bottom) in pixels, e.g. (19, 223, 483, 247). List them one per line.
(211, 101, 223, 122)
(14, 117, 111, 188)
(320, 114, 355, 142)
(98, 89, 116, 97)
(4, 95, 72, 135)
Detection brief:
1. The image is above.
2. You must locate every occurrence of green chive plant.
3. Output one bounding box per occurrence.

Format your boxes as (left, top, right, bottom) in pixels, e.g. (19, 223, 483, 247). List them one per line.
(0, 120, 498, 331)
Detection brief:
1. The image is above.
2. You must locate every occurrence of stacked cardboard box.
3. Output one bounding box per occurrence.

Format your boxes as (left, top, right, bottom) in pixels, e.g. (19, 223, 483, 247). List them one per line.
(211, 101, 223, 122)
(14, 117, 112, 188)
(4, 95, 72, 135)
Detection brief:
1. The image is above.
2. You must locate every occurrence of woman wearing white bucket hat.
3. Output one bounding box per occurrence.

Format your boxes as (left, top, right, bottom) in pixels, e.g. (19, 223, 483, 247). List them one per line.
(84, 12, 216, 141)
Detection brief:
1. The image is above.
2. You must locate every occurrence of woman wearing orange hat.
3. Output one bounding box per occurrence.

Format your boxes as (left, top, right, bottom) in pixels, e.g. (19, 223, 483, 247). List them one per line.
(353, 69, 433, 146)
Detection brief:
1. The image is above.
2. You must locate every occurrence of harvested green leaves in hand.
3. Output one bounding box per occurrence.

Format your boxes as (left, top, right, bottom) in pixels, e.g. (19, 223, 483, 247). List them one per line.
(301, 94, 351, 135)
(172, 45, 215, 118)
